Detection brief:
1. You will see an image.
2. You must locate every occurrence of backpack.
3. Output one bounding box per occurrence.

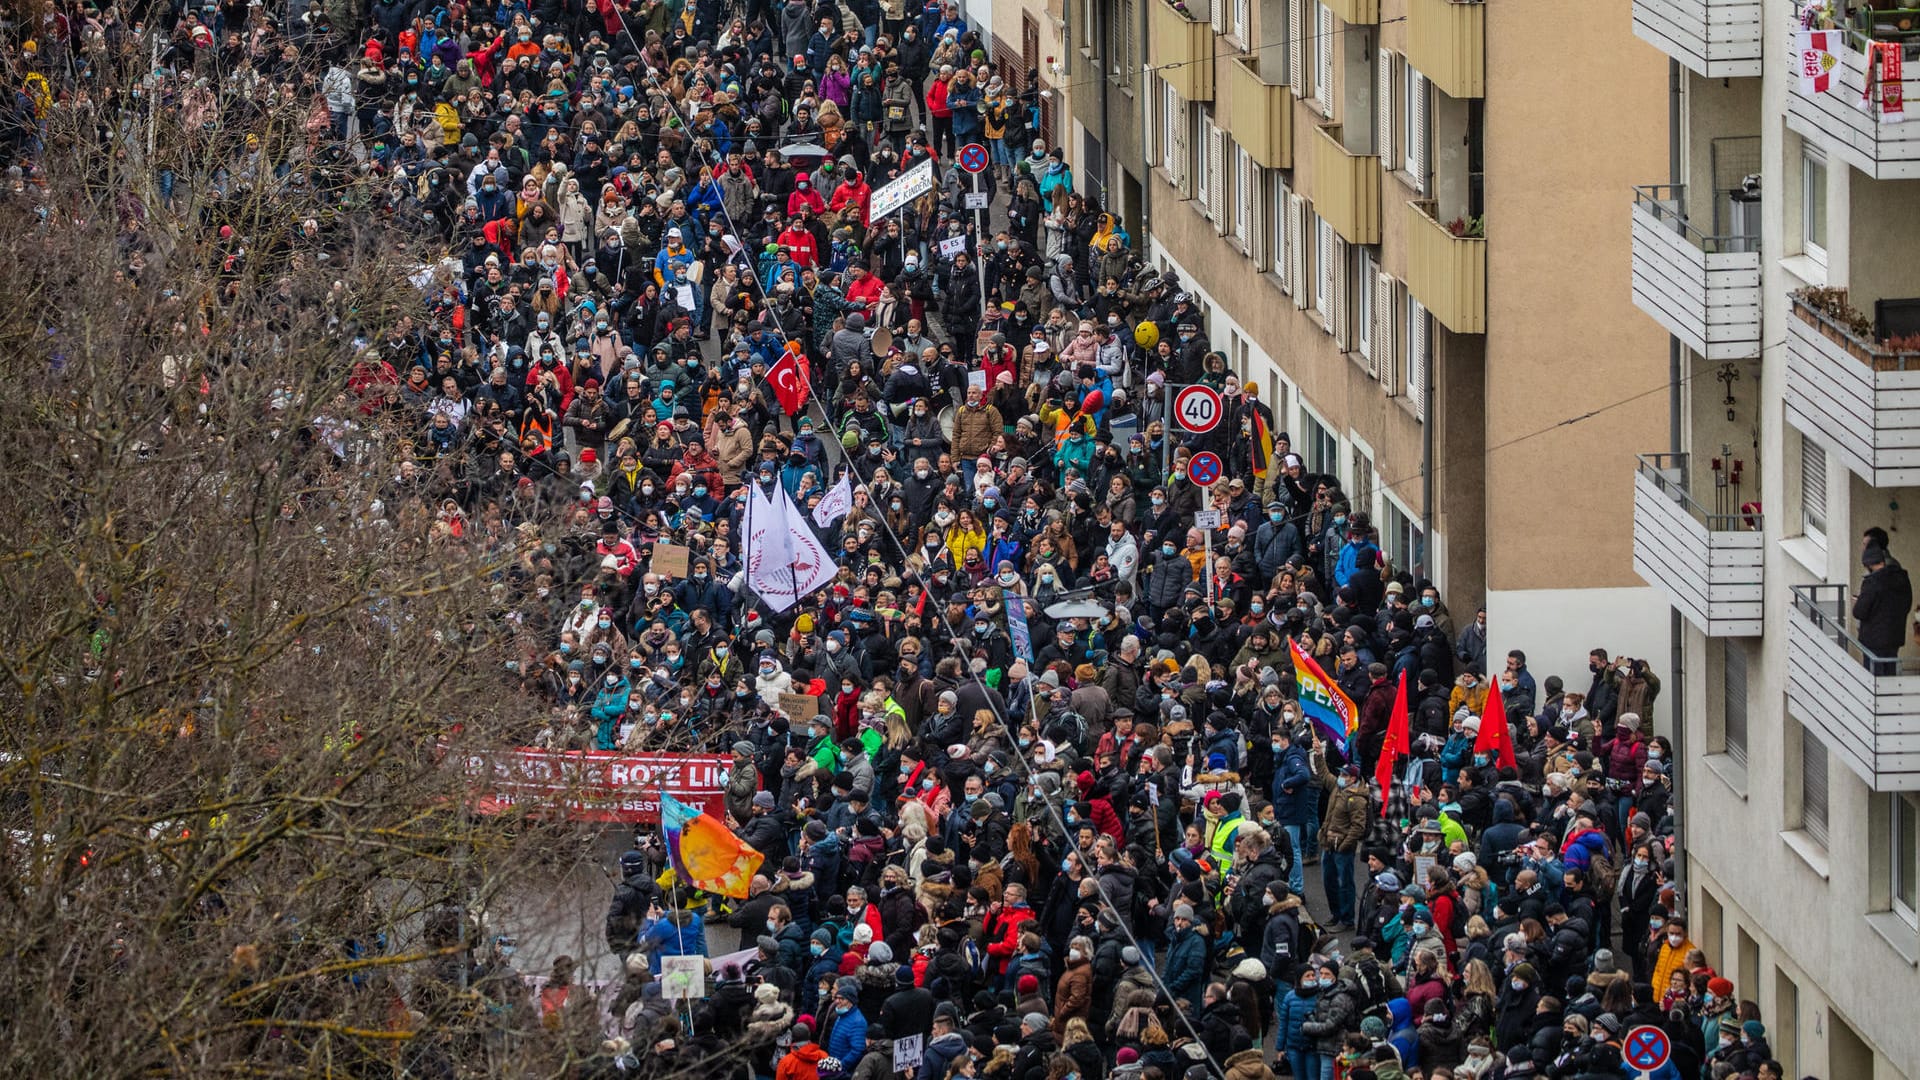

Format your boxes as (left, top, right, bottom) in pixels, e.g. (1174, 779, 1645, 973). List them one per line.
(1587, 848, 1621, 901)
(1351, 955, 1392, 1010)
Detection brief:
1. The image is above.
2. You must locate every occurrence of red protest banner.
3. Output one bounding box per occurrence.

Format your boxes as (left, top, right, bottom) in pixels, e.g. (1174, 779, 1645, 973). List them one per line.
(461, 748, 732, 824)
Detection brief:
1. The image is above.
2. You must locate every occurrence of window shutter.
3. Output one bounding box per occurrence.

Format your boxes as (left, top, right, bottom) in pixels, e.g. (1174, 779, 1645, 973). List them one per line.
(1407, 69, 1429, 194)
(1208, 127, 1227, 232)
(1316, 218, 1334, 331)
(1289, 195, 1309, 308)
(1725, 641, 1749, 764)
(1172, 94, 1191, 193)
(1407, 297, 1429, 420)
(1331, 238, 1350, 352)
(1803, 725, 1830, 846)
(1372, 272, 1394, 381)
(1235, 150, 1256, 249)
(1235, 0, 1251, 41)
(1377, 50, 1396, 165)
(1802, 437, 1828, 539)
(1212, 0, 1228, 36)
(1315, 4, 1335, 113)
(1125, 0, 1138, 90)
(1289, 0, 1305, 96)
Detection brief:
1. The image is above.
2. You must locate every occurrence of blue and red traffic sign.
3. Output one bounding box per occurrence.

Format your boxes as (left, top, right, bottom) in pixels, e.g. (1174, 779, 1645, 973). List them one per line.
(958, 143, 990, 174)
(1187, 452, 1223, 487)
(1623, 1025, 1671, 1072)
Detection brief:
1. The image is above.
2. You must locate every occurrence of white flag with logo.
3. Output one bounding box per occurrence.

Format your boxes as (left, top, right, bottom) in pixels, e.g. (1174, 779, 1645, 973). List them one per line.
(813, 473, 856, 528)
(746, 483, 837, 613)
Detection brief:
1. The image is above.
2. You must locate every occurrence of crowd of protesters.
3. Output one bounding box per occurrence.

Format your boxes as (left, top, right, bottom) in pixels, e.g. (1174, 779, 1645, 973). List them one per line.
(1, 1, 1802, 1078)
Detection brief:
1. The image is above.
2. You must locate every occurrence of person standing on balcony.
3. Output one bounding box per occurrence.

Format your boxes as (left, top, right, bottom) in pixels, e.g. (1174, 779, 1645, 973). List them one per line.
(1853, 544, 1912, 674)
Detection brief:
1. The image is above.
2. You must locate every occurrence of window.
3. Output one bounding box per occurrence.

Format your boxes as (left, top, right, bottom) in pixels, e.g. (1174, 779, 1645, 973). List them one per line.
(1272, 172, 1292, 283)
(1313, 3, 1334, 115)
(1356, 247, 1376, 364)
(1801, 436, 1828, 545)
(1894, 793, 1919, 925)
(1234, 148, 1257, 251)
(1350, 443, 1375, 515)
(1212, 0, 1229, 36)
(1289, 195, 1310, 309)
(1724, 639, 1749, 765)
(1315, 215, 1334, 329)
(1406, 296, 1430, 419)
(1233, 0, 1252, 43)
(1205, 122, 1227, 231)
(1404, 68, 1430, 193)
(1302, 410, 1338, 476)
(1802, 725, 1829, 847)
(1383, 497, 1422, 578)
(1803, 148, 1828, 265)
(1377, 49, 1396, 164)
(1195, 110, 1215, 213)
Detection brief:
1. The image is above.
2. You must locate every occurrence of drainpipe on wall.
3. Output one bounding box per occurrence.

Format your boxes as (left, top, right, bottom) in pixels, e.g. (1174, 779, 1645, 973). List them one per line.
(1668, 55, 1690, 913)
(1139, 0, 1152, 237)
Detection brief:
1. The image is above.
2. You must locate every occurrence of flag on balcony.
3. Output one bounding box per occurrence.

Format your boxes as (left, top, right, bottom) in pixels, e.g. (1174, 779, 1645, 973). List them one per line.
(1797, 31, 1838, 95)
(1880, 42, 1905, 123)
(1251, 408, 1275, 480)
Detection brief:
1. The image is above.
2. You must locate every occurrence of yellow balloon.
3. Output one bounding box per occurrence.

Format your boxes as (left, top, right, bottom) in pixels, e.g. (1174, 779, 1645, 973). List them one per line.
(1133, 320, 1160, 349)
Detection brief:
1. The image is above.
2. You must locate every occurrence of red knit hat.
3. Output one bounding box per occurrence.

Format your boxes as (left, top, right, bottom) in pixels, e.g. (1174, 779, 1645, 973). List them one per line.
(1016, 974, 1039, 993)
(1707, 977, 1734, 998)
(579, 448, 597, 464)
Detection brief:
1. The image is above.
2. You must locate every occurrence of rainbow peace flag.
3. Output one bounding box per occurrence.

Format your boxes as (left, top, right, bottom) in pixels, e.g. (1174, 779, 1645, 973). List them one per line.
(660, 790, 764, 898)
(1289, 638, 1359, 757)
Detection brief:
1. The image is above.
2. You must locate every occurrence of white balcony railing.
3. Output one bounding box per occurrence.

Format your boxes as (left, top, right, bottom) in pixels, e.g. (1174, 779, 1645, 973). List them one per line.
(1632, 0, 1762, 78)
(1782, 296, 1920, 487)
(1632, 454, 1763, 636)
(1630, 185, 1762, 361)
(1787, 584, 1920, 791)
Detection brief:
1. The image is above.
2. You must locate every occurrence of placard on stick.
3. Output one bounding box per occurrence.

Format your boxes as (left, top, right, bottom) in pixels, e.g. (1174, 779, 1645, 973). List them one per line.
(651, 543, 690, 578)
(778, 692, 819, 723)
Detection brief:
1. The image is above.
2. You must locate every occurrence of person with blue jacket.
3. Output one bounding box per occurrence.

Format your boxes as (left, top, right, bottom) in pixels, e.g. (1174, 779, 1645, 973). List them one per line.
(590, 670, 631, 750)
(1277, 958, 1337, 1080)
(1162, 903, 1209, 1014)
(1270, 726, 1315, 896)
(636, 903, 708, 975)
(822, 976, 869, 1064)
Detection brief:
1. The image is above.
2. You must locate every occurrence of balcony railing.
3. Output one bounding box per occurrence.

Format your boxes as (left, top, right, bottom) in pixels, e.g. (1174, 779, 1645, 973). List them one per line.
(1326, 0, 1380, 24)
(1408, 0, 1486, 98)
(1406, 200, 1486, 334)
(1631, 0, 1762, 78)
(1152, 0, 1216, 101)
(1632, 454, 1762, 636)
(1221, 55, 1293, 169)
(1309, 126, 1382, 245)
(1785, 24, 1920, 180)
(1787, 584, 1920, 791)
(1629, 185, 1761, 361)
(1783, 293, 1920, 487)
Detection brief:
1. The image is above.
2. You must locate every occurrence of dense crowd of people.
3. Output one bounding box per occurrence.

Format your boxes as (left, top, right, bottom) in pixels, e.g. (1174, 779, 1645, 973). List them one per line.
(3, 1, 1801, 1078)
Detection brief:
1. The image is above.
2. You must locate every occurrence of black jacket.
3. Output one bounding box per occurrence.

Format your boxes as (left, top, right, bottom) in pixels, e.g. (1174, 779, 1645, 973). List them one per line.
(1854, 560, 1914, 657)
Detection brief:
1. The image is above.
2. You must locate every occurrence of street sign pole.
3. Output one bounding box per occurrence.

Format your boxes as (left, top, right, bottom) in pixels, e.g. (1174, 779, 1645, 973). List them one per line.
(1203, 525, 1213, 602)
(972, 169, 987, 319)
(1162, 380, 1173, 481)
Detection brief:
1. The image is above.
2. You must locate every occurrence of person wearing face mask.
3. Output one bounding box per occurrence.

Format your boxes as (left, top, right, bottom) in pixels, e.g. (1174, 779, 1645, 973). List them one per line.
(1274, 957, 1330, 1079)
(1142, 531, 1195, 616)
(1310, 742, 1371, 930)
(1649, 915, 1697, 998)
(589, 664, 633, 750)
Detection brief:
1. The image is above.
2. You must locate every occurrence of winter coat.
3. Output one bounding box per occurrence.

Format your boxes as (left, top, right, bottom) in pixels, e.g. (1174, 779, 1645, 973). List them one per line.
(1162, 926, 1209, 1012)
(1276, 986, 1320, 1053)
(1052, 957, 1093, 1035)
(1856, 559, 1915, 656)
(824, 1005, 869, 1064)
(1144, 550, 1195, 611)
(638, 909, 708, 974)
(1312, 750, 1371, 852)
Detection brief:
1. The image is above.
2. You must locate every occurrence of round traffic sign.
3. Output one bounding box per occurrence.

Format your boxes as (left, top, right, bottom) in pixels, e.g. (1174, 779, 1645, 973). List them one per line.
(1622, 1025, 1671, 1071)
(1173, 384, 1224, 434)
(958, 143, 990, 174)
(1187, 452, 1223, 487)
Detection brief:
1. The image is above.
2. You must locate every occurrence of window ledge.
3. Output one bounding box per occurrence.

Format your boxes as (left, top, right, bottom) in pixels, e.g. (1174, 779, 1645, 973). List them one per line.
(1780, 534, 1828, 580)
(1391, 394, 1423, 424)
(1703, 753, 1750, 800)
(1865, 910, 1920, 965)
(1779, 253, 1828, 290)
(1391, 168, 1425, 197)
(1779, 829, 1831, 880)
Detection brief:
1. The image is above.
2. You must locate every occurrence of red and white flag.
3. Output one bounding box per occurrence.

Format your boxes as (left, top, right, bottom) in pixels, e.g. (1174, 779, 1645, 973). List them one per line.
(812, 473, 856, 528)
(1798, 31, 1838, 95)
(744, 482, 836, 613)
(1881, 42, 1905, 123)
(767, 346, 811, 416)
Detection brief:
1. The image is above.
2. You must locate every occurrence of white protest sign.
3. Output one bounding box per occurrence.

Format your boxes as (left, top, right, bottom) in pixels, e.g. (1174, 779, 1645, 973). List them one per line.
(894, 1033, 924, 1072)
(870, 158, 935, 220)
(660, 955, 706, 1000)
(964, 191, 990, 210)
(939, 235, 968, 258)
(1194, 510, 1224, 530)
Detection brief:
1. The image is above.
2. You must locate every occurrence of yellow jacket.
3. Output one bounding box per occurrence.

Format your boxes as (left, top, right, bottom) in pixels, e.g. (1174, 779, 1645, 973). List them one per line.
(944, 524, 986, 570)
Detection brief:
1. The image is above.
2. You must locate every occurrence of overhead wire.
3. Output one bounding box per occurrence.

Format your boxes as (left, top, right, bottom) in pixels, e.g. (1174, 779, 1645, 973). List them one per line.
(605, 7, 1240, 1071)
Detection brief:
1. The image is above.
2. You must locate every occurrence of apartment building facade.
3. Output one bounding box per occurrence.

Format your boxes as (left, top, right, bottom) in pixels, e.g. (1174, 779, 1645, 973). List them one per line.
(1628, 0, 1920, 1075)
(1061, 0, 1673, 682)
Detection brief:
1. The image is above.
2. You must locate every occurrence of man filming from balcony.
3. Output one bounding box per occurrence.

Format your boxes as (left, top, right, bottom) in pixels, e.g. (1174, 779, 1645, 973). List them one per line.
(1854, 542, 1912, 674)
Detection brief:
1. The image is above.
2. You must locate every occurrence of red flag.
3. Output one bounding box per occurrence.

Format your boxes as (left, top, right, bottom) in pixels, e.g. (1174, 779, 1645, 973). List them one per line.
(1376, 670, 1411, 817)
(1474, 674, 1519, 771)
(768, 347, 811, 416)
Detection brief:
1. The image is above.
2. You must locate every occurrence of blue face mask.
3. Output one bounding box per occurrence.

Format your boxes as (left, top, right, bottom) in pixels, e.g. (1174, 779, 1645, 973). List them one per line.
(1421, 596, 1435, 608)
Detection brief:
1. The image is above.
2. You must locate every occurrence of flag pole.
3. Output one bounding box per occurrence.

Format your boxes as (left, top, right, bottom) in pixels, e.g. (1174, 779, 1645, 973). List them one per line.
(661, 784, 698, 1037)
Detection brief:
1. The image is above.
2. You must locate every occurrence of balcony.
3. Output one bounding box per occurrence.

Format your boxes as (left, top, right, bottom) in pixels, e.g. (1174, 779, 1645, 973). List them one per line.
(1632, 454, 1763, 636)
(1787, 585, 1920, 791)
(1783, 291, 1920, 487)
(1151, 0, 1215, 101)
(1309, 126, 1381, 245)
(1326, 0, 1380, 24)
(1405, 200, 1486, 334)
(1407, 0, 1486, 98)
(1631, 0, 1762, 78)
(1221, 56, 1293, 169)
(1629, 185, 1761, 361)
(1785, 26, 1920, 180)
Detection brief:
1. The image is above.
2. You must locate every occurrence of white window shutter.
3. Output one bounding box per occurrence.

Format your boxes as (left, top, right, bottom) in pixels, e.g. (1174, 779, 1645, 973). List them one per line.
(1332, 237, 1350, 352)
(1315, 4, 1334, 114)
(1373, 272, 1394, 382)
(1377, 50, 1396, 165)
(1173, 95, 1191, 193)
(1289, 0, 1305, 96)
(1316, 218, 1333, 331)
(1407, 69, 1429, 195)
(1235, 0, 1251, 41)
(1289, 195, 1309, 308)
(1212, 0, 1228, 36)
(1407, 297, 1429, 419)
(1208, 127, 1227, 232)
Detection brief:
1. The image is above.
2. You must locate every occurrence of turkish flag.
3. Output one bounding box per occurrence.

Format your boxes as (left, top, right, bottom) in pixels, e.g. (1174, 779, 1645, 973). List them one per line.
(768, 349, 811, 416)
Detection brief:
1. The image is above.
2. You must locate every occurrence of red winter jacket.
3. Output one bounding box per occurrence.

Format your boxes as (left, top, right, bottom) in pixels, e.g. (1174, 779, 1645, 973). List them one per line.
(984, 904, 1036, 973)
(1596, 733, 1648, 789)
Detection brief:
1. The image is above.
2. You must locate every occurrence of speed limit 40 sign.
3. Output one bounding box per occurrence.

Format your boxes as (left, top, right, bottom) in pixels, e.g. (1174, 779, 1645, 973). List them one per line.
(1174, 384, 1224, 434)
